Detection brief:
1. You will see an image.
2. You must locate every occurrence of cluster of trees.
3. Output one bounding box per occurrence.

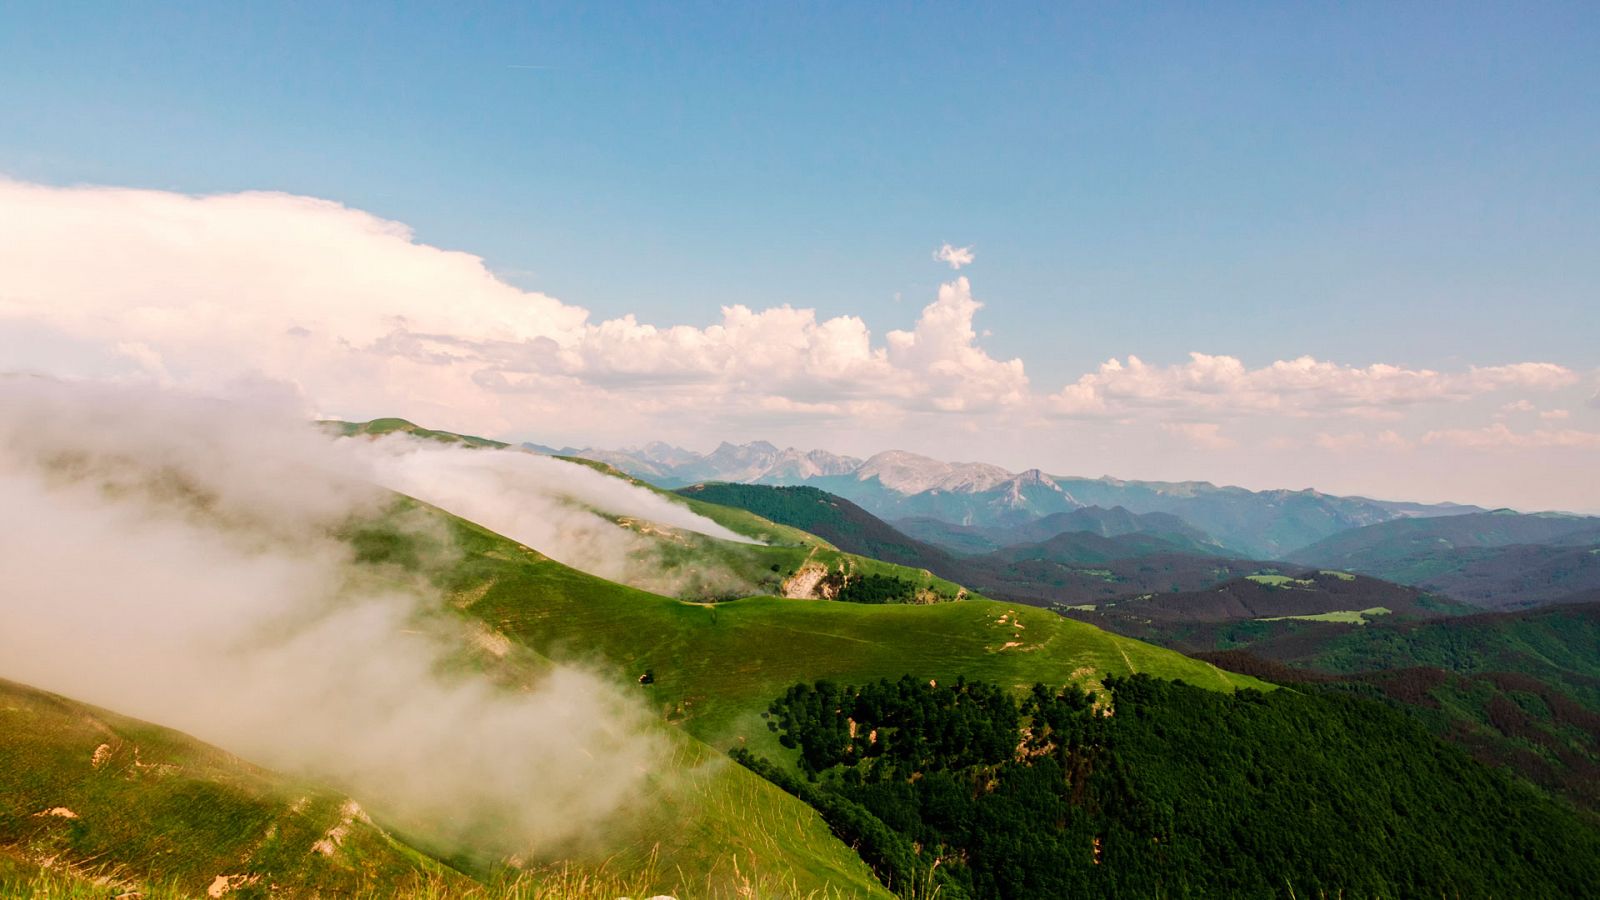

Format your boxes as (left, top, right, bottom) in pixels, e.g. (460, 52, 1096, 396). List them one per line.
(740, 673, 1600, 899)
(826, 572, 922, 605)
(1201, 602, 1600, 814)
(767, 676, 1018, 774)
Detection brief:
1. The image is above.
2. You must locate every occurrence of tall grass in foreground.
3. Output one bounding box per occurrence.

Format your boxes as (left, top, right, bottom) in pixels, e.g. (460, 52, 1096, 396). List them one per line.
(0, 856, 863, 899)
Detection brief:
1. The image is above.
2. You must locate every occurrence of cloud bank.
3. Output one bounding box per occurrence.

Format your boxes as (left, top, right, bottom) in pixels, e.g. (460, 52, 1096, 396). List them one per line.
(0, 177, 1593, 509)
(0, 377, 669, 856)
(1050, 354, 1577, 418)
(0, 179, 1023, 434)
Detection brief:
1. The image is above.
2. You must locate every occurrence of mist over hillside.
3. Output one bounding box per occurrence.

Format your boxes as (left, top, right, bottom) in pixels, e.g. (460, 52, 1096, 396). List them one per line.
(7, 5, 1600, 896)
(0, 378, 671, 857)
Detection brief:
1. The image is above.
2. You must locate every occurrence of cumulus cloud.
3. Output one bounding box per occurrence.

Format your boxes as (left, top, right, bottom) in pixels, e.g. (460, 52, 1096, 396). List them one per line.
(0, 377, 669, 857)
(0, 179, 1021, 435)
(884, 277, 1028, 411)
(0, 177, 1591, 508)
(1048, 353, 1578, 419)
(934, 242, 975, 270)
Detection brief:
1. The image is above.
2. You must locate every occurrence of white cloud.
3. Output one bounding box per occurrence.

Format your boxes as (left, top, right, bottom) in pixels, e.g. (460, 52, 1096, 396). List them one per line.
(1308, 430, 1415, 452)
(1376, 429, 1414, 450)
(1499, 399, 1537, 415)
(934, 242, 975, 270)
(884, 277, 1028, 411)
(1314, 431, 1368, 452)
(1541, 409, 1571, 421)
(2, 177, 1594, 509)
(1161, 421, 1235, 450)
(1048, 353, 1578, 419)
(1422, 423, 1600, 450)
(0, 179, 1023, 435)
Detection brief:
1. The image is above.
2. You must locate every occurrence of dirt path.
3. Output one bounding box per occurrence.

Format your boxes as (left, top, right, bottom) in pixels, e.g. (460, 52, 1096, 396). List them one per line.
(1113, 640, 1137, 675)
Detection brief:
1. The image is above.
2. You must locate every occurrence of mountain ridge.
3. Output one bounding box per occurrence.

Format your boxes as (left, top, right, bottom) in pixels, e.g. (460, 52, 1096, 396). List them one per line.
(529, 438, 1486, 557)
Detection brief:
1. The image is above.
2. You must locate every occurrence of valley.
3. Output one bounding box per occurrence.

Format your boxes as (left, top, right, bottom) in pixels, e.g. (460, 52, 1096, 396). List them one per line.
(3, 406, 1597, 898)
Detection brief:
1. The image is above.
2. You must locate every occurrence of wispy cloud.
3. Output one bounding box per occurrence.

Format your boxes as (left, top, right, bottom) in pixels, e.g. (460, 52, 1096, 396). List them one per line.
(1423, 423, 1600, 450)
(1162, 421, 1235, 450)
(934, 242, 975, 270)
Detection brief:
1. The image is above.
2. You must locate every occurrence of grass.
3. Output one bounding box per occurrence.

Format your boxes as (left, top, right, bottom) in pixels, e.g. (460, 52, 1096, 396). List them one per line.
(1, 451, 1271, 898)
(561, 456, 976, 603)
(323, 417, 510, 449)
(0, 679, 464, 899)
(0, 844, 864, 900)
(0, 671, 886, 900)
(436, 506, 1269, 767)
(1257, 606, 1393, 625)
(1247, 574, 1316, 588)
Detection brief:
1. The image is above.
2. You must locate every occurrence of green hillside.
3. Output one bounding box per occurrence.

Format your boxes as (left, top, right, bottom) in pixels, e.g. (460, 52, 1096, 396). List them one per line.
(420, 503, 1266, 766)
(0, 674, 884, 900)
(0, 677, 460, 898)
(1, 484, 1262, 899)
(1286, 511, 1600, 609)
(323, 417, 510, 449)
(676, 482, 958, 570)
(1061, 570, 1466, 653)
(673, 482, 1263, 608)
(743, 673, 1600, 899)
(1202, 602, 1600, 814)
(329, 431, 971, 606)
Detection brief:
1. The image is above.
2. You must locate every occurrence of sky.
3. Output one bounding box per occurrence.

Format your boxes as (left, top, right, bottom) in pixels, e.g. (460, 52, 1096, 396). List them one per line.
(1, 2, 1597, 510)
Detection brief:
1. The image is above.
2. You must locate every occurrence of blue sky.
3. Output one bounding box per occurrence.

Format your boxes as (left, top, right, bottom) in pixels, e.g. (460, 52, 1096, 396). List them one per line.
(1, 3, 1597, 508)
(6, 2, 1597, 378)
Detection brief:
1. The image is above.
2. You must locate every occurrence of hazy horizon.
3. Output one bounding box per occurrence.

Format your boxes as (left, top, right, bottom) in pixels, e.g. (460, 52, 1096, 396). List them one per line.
(3, 4, 1596, 511)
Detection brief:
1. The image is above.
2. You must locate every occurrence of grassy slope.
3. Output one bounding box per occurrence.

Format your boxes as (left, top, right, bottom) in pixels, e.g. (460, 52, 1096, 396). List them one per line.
(2, 426, 1265, 898)
(557, 456, 973, 602)
(439, 509, 1267, 773)
(0, 677, 456, 898)
(675, 482, 958, 569)
(329, 433, 969, 604)
(324, 417, 510, 449)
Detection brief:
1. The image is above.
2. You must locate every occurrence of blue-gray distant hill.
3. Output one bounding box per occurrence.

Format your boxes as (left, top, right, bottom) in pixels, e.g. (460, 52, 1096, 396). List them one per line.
(897, 506, 1224, 556)
(677, 482, 1271, 607)
(1287, 510, 1600, 609)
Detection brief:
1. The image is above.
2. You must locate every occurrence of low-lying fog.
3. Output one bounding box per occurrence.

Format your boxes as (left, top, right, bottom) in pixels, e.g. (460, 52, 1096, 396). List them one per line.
(0, 377, 687, 855)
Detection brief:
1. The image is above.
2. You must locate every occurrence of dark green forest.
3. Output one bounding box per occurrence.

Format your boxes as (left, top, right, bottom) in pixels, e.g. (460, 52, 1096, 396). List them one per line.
(738, 674, 1600, 899)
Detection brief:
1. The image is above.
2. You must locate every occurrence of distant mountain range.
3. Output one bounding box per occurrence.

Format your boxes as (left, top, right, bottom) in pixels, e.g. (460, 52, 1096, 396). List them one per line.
(676, 482, 1269, 607)
(536, 439, 1483, 558)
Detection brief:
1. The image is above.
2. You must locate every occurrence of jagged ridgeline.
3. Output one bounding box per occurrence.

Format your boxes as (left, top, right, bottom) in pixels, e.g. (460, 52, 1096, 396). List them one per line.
(6, 414, 1597, 899)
